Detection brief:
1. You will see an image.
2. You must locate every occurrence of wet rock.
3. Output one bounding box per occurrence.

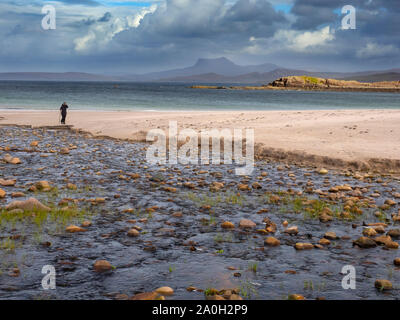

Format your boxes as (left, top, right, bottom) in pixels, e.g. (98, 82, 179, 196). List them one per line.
(3, 154, 21, 164)
(210, 182, 224, 192)
(384, 199, 396, 206)
(35, 181, 51, 192)
(221, 221, 235, 229)
(288, 294, 305, 300)
(60, 148, 70, 155)
(386, 241, 399, 249)
(284, 226, 299, 235)
(264, 218, 277, 233)
(324, 231, 337, 240)
(373, 226, 385, 234)
(11, 192, 25, 198)
(319, 238, 331, 246)
(239, 219, 256, 229)
(318, 168, 328, 175)
(394, 258, 400, 266)
(387, 229, 400, 239)
(128, 229, 140, 237)
(81, 221, 92, 228)
(66, 225, 87, 233)
(375, 279, 392, 290)
(0, 188, 6, 198)
(363, 228, 377, 237)
(0, 179, 16, 186)
(238, 184, 250, 191)
(131, 292, 163, 300)
(265, 237, 280, 247)
(5, 197, 51, 212)
(30, 141, 39, 147)
(155, 287, 174, 296)
(353, 237, 377, 248)
(374, 235, 392, 246)
(295, 243, 313, 250)
(93, 260, 112, 273)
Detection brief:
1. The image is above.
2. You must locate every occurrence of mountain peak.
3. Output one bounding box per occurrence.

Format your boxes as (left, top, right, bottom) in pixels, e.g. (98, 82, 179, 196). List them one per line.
(194, 57, 235, 67)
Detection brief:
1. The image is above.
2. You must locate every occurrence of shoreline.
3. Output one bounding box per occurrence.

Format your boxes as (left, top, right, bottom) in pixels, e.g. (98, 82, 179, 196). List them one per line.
(1, 109, 400, 173)
(191, 85, 400, 93)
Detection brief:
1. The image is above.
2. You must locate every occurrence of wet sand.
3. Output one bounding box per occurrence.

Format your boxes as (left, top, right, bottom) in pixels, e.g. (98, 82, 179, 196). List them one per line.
(1, 109, 400, 170)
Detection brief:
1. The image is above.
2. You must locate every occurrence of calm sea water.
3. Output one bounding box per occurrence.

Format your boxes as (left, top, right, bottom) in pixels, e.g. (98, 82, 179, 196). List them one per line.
(0, 81, 399, 111)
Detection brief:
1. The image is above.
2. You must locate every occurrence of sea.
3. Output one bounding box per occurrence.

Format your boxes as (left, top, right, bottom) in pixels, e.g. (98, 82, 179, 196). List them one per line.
(0, 81, 399, 111)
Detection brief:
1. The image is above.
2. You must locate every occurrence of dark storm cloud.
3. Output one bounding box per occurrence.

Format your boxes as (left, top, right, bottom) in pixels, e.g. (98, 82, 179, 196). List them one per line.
(98, 12, 112, 22)
(0, 0, 398, 72)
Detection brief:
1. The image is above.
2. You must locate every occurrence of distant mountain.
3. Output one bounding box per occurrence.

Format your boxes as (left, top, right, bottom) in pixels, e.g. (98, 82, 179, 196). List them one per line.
(158, 67, 400, 84)
(0, 72, 118, 81)
(121, 57, 279, 81)
(341, 72, 400, 82)
(0, 59, 399, 83)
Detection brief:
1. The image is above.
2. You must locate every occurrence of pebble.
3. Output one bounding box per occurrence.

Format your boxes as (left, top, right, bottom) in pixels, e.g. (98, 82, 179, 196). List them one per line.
(363, 228, 377, 237)
(265, 237, 280, 247)
(324, 231, 337, 240)
(66, 225, 87, 233)
(285, 226, 299, 235)
(375, 279, 392, 290)
(295, 243, 313, 250)
(131, 292, 162, 300)
(0, 179, 16, 186)
(128, 229, 140, 237)
(155, 286, 174, 296)
(319, 238, 331, 246)
(93, 260, 113, 273)
(239, 219, 256, 229)
(353, 237, 377, 248)
(221, 221, 235, 229)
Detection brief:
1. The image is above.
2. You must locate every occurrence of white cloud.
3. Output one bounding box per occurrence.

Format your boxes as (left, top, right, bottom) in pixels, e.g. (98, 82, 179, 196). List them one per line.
(74, 4, 157, 52)
(276, 26, 335, 52)
(356, 41, 400, 58)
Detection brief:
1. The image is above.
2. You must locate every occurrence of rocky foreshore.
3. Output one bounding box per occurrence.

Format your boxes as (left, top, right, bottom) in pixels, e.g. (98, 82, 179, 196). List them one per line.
(1, 125, 400, 300)
(191, 76, 400, 92)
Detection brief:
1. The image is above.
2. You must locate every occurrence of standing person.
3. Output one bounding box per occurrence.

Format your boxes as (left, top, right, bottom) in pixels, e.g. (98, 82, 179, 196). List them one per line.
(60, 102, 69, 124)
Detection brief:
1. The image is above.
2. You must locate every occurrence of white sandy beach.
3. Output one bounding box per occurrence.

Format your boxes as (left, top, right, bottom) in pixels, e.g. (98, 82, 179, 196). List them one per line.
(1, 109, 400, 164)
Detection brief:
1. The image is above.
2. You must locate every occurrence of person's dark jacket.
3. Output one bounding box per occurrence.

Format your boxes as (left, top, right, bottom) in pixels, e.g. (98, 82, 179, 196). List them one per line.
(60, 104, 68, 115)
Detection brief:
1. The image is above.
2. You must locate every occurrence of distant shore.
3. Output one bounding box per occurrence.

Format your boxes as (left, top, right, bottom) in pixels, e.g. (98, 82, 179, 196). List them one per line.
(1, 109, 400, 172)
(191, 76, 400, 93)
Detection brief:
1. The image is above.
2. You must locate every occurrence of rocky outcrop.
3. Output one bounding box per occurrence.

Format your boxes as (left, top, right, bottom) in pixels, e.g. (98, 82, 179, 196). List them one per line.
(269, 76, 400, 91)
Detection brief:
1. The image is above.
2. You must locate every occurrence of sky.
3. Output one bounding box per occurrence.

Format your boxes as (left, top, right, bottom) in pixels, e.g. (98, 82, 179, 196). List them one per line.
(0, 0, 399, 73)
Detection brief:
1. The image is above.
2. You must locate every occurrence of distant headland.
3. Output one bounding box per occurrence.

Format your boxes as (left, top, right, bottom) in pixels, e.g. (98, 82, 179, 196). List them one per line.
(191, 76, 400, 93)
